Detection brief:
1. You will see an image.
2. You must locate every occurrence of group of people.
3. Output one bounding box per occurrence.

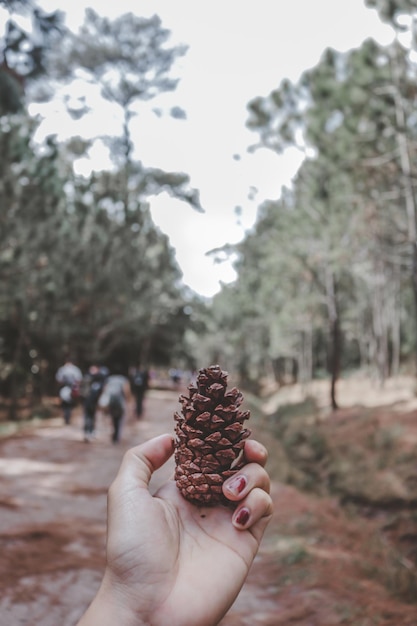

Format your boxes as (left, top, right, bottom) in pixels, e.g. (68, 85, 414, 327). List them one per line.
(55, 358, 149, 443)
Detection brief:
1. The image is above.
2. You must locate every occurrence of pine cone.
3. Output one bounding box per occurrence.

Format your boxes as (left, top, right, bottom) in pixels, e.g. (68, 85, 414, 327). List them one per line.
(174, 364, 251, 506)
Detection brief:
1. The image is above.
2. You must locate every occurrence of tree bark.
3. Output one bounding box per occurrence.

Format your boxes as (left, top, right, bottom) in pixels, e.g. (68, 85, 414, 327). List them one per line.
(329, 316, 341, 410)
(325, 268, 340, 410)
(9, 312, 25, 421)
(390, 45, 417, 371)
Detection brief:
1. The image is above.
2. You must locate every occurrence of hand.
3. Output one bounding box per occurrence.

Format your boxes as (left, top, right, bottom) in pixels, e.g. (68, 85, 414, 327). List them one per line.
(77, 433, 273, 626)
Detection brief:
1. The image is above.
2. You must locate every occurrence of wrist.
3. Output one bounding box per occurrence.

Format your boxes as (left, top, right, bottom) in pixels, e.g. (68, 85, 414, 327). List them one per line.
(77, 571, 148, 626)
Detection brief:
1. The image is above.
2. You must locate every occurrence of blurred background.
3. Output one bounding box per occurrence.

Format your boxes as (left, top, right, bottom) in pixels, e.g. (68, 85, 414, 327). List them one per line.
(3, 1, 417, 624)
(2, 0, 414, 414)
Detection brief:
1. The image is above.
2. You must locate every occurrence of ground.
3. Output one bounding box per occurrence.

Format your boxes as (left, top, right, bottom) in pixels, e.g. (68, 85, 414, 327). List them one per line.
(1, 376, 417, 625)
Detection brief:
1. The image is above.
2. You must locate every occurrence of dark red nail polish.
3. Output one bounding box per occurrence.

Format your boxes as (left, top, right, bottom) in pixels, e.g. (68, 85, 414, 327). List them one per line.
(235, 507, 250, 526)
(227, 474, 247, 495)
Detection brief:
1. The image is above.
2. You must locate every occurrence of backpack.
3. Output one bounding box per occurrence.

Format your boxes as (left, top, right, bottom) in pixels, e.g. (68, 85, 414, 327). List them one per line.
(71, 381, 81, 400)
(133, 370, 149, 391)
(59, 385, 73, 404)
(109, 393, 123, 419)
(85, 380, 103, 411)
(133, 373, 144, 387)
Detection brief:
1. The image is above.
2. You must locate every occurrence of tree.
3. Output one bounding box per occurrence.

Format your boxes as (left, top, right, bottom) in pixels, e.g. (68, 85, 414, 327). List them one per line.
(365, 0, 417, 27)
(0, 115, 199, 415)
(365, 0, 417, 366)
(0, 115, 66, 416)
(245, 32, 417, 395)
(0, 0, 64, 114)
(194, 33, 416, 404)
(0, 8, 205, 417)
(53, 9, 201, 216)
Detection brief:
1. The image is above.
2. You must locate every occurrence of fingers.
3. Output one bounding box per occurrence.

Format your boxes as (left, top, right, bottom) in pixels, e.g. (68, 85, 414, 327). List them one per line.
(243, 439, 268, 467)
(116, 433, 175, 490)
(223, 445, 273, 535)
(223, 438, 270, 503)
(232, 488, 273, 538)
(223, 463, 270, 501)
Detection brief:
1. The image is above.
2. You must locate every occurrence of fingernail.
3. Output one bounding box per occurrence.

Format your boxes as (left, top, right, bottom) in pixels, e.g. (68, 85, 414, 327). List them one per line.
(252, 441, 267, 458)
(225, 474, 247, 496)
(234, 507, 250, 527)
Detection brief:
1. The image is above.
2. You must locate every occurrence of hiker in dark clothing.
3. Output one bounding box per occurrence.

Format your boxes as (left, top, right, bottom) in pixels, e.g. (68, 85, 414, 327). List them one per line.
(130, 367, 149, 418)
(81, 365, 108, 442)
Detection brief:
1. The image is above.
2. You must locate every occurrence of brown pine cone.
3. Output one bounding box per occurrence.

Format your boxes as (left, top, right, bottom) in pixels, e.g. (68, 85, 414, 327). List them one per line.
(174, 364, 251, 506)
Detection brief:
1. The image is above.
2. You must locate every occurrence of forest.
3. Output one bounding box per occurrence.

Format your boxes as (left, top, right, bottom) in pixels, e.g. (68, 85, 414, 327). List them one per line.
(1, 0, 417, 419)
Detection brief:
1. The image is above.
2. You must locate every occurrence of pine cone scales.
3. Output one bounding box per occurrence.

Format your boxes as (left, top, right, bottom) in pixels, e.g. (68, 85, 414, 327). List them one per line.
(174, 365, 251, 505)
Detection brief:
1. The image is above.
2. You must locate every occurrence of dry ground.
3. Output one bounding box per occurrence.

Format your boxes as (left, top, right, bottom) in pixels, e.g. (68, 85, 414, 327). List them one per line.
(1, 377, 417, 625)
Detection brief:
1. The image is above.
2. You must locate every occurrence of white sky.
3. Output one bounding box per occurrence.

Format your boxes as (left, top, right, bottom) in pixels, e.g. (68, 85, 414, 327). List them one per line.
(27, 1, 394, 297)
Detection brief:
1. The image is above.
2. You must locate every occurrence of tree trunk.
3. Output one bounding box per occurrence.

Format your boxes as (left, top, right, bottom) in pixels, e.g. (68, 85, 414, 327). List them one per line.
(372, 273, 389, 385)
(329, 316, 341, 411)
(411, 242, 417, 368)
(297, 326, 313, 391)
(390, 271, 401, 377)
(325, 268, 340, 410)
(9, 320, 25, 421)
(390, 45, 417, 371)
(122, 106, 133, 220)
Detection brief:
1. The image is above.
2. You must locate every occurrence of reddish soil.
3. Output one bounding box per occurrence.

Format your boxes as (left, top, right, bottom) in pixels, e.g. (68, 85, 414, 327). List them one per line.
(1, 380, 417, 625)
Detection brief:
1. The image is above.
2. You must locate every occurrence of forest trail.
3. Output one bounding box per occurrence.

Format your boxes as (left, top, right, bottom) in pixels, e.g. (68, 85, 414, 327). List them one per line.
(1, 385, 417, 625)
(0, 388, 179, 626)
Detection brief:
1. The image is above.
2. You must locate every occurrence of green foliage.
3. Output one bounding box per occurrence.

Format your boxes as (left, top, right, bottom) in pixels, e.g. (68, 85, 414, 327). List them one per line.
(0, 67, 23, 115)
(50, 9, 203, 214)
(205, 29, 417, 393)
(0, 8, 208, 416)
(0, 113, 202, 409)
(365, 0, 417, 28)
(63, 9, 187, 103)
(0, 0, 64, 115)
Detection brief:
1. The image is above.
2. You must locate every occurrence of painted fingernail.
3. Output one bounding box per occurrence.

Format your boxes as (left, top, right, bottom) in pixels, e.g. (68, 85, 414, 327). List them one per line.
(225, 474, 247, 496)
(234, 507, 250, 527)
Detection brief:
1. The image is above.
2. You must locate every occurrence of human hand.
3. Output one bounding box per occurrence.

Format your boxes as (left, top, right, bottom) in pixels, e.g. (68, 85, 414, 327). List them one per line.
(77, 433, 273, 626)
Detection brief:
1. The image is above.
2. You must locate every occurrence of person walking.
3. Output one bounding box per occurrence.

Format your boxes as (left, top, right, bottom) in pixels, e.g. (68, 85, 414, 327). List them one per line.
(100, 371, 131, 443)
(81, 365, 108, 442)
(129, 366, 149, 418)
(55, 357, 82, 425)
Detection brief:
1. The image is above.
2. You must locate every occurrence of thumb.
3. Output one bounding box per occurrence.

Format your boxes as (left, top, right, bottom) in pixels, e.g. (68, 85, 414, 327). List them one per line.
(116, 433, 175, 491)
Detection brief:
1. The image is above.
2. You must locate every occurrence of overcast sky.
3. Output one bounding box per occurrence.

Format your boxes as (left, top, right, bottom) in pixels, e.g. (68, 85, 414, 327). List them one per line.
(32, 0, 394, 297)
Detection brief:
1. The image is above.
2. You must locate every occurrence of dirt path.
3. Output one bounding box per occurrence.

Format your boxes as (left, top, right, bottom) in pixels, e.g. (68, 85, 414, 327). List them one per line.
(1, 387, 279, 625)
(0, 389, 178, 625)
(1, 386, 417, 625)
